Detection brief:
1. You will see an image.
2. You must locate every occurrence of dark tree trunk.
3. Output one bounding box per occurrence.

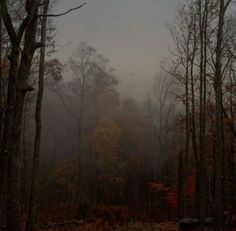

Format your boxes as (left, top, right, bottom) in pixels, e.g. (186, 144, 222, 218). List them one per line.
(0, 1, 40, 230)
(4, 43, 21, 231)
(190, 30, 199, 218)
(0, 10, 6, 225)
(178, 151, 184, 218)
(26, 1, 49, 231)
(198, 0, 208, 228)
(213, 0, 227, 230)
(0, 9, 3, 140)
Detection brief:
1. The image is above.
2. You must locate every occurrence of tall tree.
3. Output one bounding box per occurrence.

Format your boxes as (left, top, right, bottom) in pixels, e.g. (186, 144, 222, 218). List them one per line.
(213, 0, 232, 229)
(198, 0, 209, 228)
(26, 1, 49, 230)
(53, 42, 117, 193)
(0, 1, 41, 230)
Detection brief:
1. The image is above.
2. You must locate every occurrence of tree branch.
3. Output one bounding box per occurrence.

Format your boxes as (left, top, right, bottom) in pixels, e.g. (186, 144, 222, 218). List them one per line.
(38, 2, 87, 17)
(225, 0, 232, 11)
(18, 0, 41, 40)
(32, 42, 45, 52)
(0, 0, 17, 43)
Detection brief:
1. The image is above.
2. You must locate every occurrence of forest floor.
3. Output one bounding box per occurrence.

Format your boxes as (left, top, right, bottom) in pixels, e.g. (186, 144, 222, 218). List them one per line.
(39, 221, 178, 231)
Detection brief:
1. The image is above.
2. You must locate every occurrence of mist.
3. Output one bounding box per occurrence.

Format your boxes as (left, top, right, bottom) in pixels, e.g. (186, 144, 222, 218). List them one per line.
(54, 0, 182, 100)
(0, 0, 236, 231)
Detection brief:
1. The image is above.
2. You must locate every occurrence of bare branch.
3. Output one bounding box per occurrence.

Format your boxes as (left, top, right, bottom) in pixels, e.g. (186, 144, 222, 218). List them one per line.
(18, 0, 41, 40)
(32, 42, 45, 52)
(38, 2, 87, 17)
(0, 0, 17, 43)
(225, 0, 232, 11)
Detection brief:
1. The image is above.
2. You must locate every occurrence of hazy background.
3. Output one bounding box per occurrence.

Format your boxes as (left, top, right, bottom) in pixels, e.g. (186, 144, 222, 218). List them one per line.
(54, 0, 182, 101)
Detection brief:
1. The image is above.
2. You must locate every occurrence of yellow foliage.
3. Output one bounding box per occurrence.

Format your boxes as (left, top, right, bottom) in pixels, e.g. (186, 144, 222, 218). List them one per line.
(91, 117, 123, 197)
(53, 159, 78, 193)
(92, 117, 121, 161)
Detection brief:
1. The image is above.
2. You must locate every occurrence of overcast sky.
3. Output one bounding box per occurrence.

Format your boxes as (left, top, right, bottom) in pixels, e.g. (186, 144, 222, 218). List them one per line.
(54, 0, 183, 100)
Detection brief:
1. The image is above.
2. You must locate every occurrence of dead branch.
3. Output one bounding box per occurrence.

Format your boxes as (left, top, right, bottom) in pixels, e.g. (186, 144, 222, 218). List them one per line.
(38, 2, 87, 17)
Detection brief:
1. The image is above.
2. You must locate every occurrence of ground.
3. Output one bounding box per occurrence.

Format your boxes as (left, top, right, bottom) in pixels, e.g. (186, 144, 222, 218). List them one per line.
(39, 221, 178, 231)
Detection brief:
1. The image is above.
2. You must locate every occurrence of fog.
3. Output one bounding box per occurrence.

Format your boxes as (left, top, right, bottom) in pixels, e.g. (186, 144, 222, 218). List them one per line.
(54, 0, 182, 100)
(1, 0, 235, 230)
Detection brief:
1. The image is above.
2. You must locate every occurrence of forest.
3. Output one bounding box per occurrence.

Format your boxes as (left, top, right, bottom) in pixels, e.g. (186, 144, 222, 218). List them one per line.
(0, 0, 235, 230)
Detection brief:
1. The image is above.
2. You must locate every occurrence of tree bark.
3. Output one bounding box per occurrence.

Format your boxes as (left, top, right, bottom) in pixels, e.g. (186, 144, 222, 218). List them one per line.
(214, 1, 227, 230)
(190, 19, 199, 218)
(198, 0, 208, 228)
(178, 151, 184, 218)
(0, 1, 41, 230)
(0, 8, 3, 140)
(26, 1, 49, 231)
(0, 9, 6, 225)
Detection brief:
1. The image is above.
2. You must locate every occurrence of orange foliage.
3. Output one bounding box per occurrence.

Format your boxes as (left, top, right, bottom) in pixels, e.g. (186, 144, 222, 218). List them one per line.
(150, 182, 177, 210)
(150, 183, 168, 192)
(185, 171, 196, 196)
(165, 192, 177, 209)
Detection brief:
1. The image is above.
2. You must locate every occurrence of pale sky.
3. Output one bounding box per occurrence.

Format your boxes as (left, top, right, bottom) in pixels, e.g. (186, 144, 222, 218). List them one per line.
(54, 0, 183, 100)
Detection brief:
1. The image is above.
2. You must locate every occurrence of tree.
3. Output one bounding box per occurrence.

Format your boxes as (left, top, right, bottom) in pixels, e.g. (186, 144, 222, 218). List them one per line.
(50, 42, 118, 193)
(0, 1, 41, 230)
(26, 1, 50, 230)
(147, 72, 176, 186)
(91, 117, 122, 205)
(213, 0, 232, 230)
(167, 2, 200, 217)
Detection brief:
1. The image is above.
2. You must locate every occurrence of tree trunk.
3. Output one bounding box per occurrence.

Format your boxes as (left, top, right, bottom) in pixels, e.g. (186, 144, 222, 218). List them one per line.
(0, 1, 42, 230)
(6, 6, 40, 231)
(184, 54, 190, 218)
(77, 86, 84, 197)
(178, 151, 184, 218)
(214, 0, 227, 230)
(0, 10, 6, 225)
(198, 0, 208, 228)
(26, 1, 49, 231)
(190, 30, 199, 218)
(4, 44, 21, 231)
(0, 9, 3, 140)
